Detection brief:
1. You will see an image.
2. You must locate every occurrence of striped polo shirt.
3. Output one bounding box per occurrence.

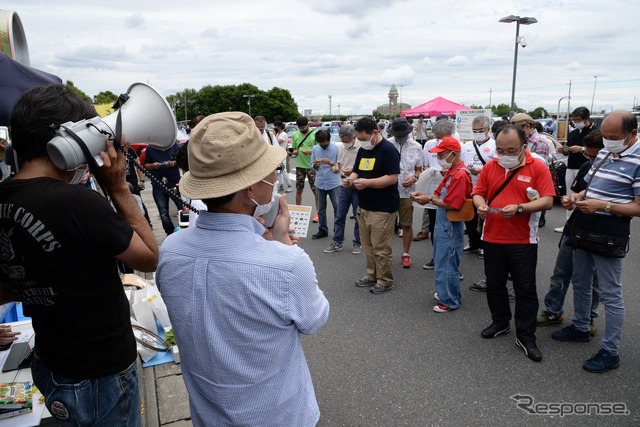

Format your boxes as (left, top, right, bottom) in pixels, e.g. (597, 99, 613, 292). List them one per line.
(586, 138, 640, 209)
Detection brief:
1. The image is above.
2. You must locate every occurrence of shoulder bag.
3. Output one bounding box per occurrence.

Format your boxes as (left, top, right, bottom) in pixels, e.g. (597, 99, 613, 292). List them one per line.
(564, 153, 631, 258)
(446, 169, 474, 222)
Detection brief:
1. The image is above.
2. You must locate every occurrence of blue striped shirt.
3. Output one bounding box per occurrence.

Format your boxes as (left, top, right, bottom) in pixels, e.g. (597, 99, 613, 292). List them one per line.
(586, 141, 640, 211)
(157, 212, 330, 427)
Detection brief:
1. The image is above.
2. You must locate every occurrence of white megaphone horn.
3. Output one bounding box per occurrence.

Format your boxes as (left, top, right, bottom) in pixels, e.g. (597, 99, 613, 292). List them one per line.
(47, 82, 177, 171)
(0, 9, 30, 65)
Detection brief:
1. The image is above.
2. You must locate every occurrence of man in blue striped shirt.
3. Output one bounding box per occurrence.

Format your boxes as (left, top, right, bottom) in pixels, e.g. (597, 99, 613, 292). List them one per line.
(157, 112, 330, 426)
(553, 110, 639, 373)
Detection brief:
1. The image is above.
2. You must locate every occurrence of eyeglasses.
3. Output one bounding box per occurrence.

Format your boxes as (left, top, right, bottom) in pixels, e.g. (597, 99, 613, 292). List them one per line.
(495, 146, 524, 156)
(275, 165, 284, 172)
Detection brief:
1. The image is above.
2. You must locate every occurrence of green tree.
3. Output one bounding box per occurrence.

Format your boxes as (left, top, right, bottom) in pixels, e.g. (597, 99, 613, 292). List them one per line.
(528, 107, 548, 119)
(93, 91, 119, 105)
(167, 83, 299, 123)
(469, 104, 484, 109)
(65, 80, 92, 104)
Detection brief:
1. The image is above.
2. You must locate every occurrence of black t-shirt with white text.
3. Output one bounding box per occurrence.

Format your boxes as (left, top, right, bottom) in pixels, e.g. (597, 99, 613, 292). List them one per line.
(0, 177, 136, 378)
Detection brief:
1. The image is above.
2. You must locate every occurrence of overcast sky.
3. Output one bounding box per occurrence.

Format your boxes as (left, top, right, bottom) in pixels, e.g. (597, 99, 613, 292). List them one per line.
(2, 0, 639, 117)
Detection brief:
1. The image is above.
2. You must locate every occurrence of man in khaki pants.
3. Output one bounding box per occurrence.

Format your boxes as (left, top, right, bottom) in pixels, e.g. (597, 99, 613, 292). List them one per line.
(343, 117, 400, 294)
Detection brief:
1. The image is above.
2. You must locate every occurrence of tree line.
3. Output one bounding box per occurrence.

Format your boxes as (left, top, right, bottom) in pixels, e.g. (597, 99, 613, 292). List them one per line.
(65, 80, 552, 123)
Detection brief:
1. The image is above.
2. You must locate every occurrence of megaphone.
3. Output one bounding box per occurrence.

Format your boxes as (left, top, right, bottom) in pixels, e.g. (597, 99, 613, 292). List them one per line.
(0, 9, 30, 66)
(47, 82, 177, 171)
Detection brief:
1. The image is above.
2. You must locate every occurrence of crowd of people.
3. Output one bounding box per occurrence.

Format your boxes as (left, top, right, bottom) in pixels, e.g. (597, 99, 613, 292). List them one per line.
(283, 108, 637, 374)
(0, 84, 637, 426)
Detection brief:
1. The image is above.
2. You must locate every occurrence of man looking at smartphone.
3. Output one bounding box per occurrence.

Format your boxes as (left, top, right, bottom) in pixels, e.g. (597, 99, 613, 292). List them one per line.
(157, 112, 329, 426)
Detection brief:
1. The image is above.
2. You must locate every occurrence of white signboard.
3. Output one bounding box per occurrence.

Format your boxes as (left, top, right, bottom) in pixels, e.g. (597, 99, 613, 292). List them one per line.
(456, 109, 492, 141)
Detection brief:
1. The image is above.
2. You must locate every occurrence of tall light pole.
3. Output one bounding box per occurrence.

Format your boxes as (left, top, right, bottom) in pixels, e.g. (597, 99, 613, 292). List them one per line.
(328, 95, 332, 117)
(183, 94, 188, 122)
(499, 15, 537, 116)
(243, 94, 255, 116)
(337, 104, 340, 118)
(591, 75, 598, 113)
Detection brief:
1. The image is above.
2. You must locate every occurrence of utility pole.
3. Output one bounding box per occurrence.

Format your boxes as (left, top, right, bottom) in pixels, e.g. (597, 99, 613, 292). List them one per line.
(243, 94, 255, 117)
(328, 95, 332, 117)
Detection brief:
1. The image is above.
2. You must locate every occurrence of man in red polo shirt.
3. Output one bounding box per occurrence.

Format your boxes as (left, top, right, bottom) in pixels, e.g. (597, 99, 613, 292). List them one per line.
(472, 125, 555, 362)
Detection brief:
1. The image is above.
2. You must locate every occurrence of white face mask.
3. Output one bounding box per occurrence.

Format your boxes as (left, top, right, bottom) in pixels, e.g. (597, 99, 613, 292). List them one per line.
(67, 167, 87, 185)
(473, 132, 487, 142)
(603, 136, 628, 154)
(573, 121, 586, 130)
(437, 152, 453, 170)
(358, 135, 375, 150)
(497, 152, 522, 170)
(252, 179, 278, 218)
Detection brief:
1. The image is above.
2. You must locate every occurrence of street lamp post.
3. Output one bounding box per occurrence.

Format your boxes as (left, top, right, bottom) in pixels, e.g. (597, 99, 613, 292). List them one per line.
(499, 15, 538, 116)
(591, 75, 598, 113)
(328, 95, 332, 117)
(243, 94, 255, 116)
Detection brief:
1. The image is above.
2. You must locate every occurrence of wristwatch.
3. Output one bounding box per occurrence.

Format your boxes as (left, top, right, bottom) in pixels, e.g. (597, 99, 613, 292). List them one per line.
(516, 204, 524, 214)
(604, 202, 612, 212)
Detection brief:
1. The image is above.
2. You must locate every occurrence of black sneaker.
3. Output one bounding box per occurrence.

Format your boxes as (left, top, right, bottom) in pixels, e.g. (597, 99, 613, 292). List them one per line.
(481, 322, 511, 339)
(516, 338, 542, 362)
(583, 348, 620, 373)
(551, 324, 590, 342)
(462, 246, 481, 254)
(370, 283, 393, 294)
(312, 230, 328, 240)
(355, 277, 375, 287)
(422, 259, 435, 270)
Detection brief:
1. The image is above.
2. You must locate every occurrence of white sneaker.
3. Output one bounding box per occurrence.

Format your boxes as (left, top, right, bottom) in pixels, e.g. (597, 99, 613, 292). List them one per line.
(554, 227, 564, 233)
(352, 244, 362, 255)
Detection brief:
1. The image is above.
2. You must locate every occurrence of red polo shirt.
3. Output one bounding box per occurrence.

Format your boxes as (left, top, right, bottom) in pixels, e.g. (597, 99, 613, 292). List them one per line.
(435, 161, 472, 210)
(472, 152, 555, 244)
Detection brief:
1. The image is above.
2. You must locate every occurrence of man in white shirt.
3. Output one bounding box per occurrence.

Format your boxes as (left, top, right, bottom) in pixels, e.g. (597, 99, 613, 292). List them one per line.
(460, 116, 496, 254)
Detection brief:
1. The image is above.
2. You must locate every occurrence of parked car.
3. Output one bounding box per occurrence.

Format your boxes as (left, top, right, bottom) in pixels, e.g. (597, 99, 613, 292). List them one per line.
(135, 127, 189, 164)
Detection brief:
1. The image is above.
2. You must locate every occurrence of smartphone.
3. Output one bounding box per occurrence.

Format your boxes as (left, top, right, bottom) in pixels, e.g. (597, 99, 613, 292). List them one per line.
(261, 199, 281, 228)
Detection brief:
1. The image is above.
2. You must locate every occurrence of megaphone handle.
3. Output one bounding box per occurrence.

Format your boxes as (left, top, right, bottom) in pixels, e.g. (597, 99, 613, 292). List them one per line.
(120, 147, 200, 214)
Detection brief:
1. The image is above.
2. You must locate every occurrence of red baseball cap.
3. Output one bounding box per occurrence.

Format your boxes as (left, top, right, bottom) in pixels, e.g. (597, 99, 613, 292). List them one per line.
(428, 136, 461, 153)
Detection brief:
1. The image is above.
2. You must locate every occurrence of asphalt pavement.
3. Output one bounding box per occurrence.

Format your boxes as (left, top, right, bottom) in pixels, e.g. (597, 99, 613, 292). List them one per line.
(141, 177, 640, 427)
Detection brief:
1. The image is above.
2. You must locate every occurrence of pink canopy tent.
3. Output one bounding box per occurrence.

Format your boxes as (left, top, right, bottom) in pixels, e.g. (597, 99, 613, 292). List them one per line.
(400, 96, 472, 118)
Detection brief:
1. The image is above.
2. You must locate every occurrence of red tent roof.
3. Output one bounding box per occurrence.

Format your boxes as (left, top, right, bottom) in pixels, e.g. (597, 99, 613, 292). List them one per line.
(400, 96, 472, 118)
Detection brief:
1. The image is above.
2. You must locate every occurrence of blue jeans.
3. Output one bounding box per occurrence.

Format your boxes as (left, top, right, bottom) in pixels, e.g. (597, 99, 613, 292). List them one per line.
(317, 187, 339, 234)
(32, 356, 141, 426)
(543, 235, 600, 318)
(433, 208, 464, 309)
(571, 249, 624, 355)
(333, 186, 360, 245)
(152, 184, 181, 235)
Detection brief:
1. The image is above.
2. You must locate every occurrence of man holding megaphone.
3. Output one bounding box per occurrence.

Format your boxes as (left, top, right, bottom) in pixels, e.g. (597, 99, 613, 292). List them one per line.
(0, 84, 159, 425)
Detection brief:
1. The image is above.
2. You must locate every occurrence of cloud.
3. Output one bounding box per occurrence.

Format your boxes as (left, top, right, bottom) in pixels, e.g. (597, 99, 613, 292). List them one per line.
(444, 55, 469, 67)
(567, 62, 582, 71)
(53, 46, 128, 69)
(311, 0, 403, 17)
(200, 27, 220, 39)
(376, 65, 415, 87)
(345, 21, 371, 39)
(125, 13, 146, 29)
(420, 56, 434, 66)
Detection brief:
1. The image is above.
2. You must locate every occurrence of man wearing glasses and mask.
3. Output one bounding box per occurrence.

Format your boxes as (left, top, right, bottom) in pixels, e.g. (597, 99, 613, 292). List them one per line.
(472, 125, 555, 363)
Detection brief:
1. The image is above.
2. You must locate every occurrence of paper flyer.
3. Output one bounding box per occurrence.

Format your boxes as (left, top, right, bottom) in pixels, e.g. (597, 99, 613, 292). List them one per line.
(287, 205, 312, 238)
